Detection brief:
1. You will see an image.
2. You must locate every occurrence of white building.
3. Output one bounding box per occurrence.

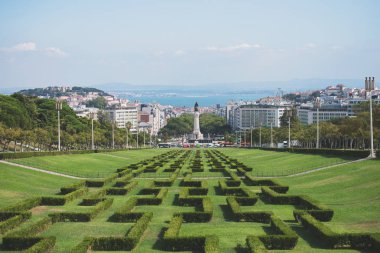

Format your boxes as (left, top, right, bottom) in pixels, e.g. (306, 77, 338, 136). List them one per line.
(297, 104, 349, 125)
(231, 105, 290, 130)
(106, 107, 138, 129)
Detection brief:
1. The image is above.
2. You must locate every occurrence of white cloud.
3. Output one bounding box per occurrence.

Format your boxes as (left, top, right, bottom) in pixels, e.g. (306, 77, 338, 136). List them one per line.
(174, 49, 186, 56)
(154, 50, 165, 56)
(45, 47, 67, 57)
(205, 43, 261, 52)
(0, 42, 67, 57)
(305, 43, 317, 49)
(12, 42, 37, 52)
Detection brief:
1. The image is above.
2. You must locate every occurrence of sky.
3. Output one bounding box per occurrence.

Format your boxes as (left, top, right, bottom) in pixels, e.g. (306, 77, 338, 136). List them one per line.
(0, 0, 379, 88)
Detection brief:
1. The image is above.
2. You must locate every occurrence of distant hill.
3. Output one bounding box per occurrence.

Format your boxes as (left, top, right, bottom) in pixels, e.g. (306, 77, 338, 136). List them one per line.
(17, 86, 111, 98)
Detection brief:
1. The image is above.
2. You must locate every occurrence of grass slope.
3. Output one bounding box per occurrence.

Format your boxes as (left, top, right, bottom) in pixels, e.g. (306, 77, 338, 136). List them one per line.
(10, 149, 168, 178)
(1, 149, 379, 253)
(0, 162, 76, 208)
(220, 148, 355, 176)
(279, 159, 380, 233)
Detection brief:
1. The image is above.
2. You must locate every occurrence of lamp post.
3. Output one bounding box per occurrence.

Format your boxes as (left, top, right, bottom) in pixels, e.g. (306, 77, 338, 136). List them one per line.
(112, 121, 115, 149)
(55, 100, 62, 151)
(315, 97, 321, 149)
(244, 130, 246, 147)
(259, 124, 262, 147)
(136, 126, 139, 149)
(270, 122, 273, 148)
(366, 77, 376, 158)
(250, 126, 253, 148)
(288, 109, 292, 149)
(90, 113, 94, 150)
(143, 130, 146, 148)
(239, 131, 242, 147)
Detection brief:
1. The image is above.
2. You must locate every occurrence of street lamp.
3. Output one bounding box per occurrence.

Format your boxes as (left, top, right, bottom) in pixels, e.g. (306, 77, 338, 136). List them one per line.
(250, 126, 253, 148)
(315, 97, 321, 149)
(112, 121, 115, 149)
(55, 100, 63, 151)
(288, 109, 292, 149)
(366, 77, 376, 158)
(89, 112, 94, 150)
(270, 122, 273, 148)
(259, 123, 262, 148)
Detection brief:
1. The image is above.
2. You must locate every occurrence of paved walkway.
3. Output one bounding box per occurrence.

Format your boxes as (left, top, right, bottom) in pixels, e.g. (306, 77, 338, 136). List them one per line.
(0, 160, 85, 179)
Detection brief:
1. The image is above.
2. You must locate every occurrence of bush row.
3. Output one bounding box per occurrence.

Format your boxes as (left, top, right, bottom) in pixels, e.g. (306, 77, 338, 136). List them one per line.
(261, 187, 333, 221)
(153, 169, 179, 187)
(226, 197, 271, 223)
(3, 218, 54, 251)
(71, 212, 153, 252)
(5, 217, 52, 238)
(49, 198, 113, 222)
(24, 237, 56, 253)
(257, 216, 298, 249)
(41, 187, 88, 206)
(107, 181, 138, 195)
(296, 212, 379, 249)
(0, 148, 134, 160)
(176, 197, 213, 222)
(3, 236, 56, 252)
(136, 188, 168, 205)
(246, 236, 267, 253)
(163, 214, 220, 252)
(0, 197, 41, 212)
(244, 174, 289, 193)
(85, 173, 118, 187)
(60, 181, 86, 194)
(258, 147, 370, 159)
(0, 212, 31, 234)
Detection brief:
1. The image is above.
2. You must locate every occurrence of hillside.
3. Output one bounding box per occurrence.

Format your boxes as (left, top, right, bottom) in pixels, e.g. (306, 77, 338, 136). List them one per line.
(17, 86, 111, 98)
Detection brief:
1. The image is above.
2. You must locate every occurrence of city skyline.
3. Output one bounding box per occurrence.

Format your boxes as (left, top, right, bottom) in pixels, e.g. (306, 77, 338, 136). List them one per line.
(0, 0, 379, 88)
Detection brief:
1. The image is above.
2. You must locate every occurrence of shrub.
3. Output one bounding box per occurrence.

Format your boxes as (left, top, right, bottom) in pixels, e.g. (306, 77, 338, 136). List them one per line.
(204, 235, 220, 253)
(60, 181, 86, 194)
(23, 237, 56, 253)
(0, 212, 31, 234)
(70, 237, 93, 253)
(0, 198, 41, 212)
(49, 198, 113, 222)
(6, 217, 52, 238)
(246, 236, 267, 253)
(40, 197, 66, 206)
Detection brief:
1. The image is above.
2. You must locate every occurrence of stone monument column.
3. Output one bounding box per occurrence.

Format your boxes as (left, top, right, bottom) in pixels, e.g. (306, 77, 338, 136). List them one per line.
(193, 102, 203, 140)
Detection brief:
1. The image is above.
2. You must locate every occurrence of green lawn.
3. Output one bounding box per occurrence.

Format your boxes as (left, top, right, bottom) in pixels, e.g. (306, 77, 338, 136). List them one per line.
(220, 148, 357, 176)
(279, 159, 380, 234)
(0, 162, 76, 207)
(9, 149, 169, 178)
(0, 148, 379, 253)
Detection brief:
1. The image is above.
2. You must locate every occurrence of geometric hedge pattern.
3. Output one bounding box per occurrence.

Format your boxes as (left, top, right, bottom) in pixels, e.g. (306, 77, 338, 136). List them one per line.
(0, 149, 379, 252)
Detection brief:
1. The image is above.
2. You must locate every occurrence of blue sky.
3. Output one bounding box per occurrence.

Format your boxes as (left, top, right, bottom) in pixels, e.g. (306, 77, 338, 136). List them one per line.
(0, 0, 379, 88)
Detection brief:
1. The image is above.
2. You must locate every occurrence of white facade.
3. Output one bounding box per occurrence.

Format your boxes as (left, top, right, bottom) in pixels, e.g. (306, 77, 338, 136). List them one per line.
(231, 105, 289, 130)
(106, 107, 138, 129)
(297, 107, 348, 125)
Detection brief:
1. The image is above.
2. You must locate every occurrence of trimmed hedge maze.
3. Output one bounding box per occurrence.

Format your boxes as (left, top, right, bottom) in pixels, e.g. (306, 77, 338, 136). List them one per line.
(0, 149, 379, 252)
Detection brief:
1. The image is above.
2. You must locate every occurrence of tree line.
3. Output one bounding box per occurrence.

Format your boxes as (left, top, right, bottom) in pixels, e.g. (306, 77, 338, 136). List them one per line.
(158, 113, 231, 140)
(0, 94, 151, 152)
(237, 105, 380, 149)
